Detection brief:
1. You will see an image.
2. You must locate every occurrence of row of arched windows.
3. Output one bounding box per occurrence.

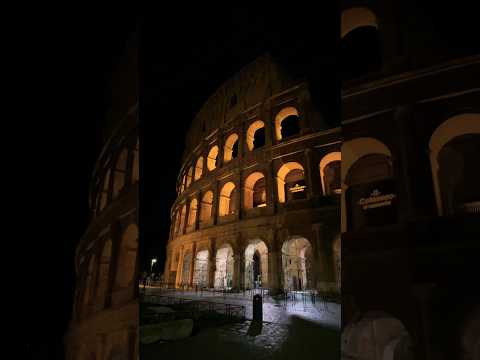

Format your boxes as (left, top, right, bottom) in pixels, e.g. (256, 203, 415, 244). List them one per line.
(178, 107, 302, 195)
(95, 139, 139, 215)
(78, 223, 138, 319)
(172, 153, 341, 236)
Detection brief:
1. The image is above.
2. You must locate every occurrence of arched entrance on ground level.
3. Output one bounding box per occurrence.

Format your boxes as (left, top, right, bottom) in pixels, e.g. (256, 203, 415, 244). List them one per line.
(281, 237, 313, 291)
(342, 312, 414, 360)
(244, 239, 268, 289)
(181, 251, 192, 286)
(214, 244, 234, 289)
(192, 249, 209, 288)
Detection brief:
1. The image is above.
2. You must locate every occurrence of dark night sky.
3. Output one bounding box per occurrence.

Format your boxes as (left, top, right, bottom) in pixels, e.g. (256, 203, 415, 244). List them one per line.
(140, 5, 339, 274)
(15, 12, 137, 359)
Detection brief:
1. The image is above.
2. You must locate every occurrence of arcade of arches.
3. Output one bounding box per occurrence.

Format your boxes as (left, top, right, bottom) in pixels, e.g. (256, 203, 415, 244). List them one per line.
(169, 234, 340, 293)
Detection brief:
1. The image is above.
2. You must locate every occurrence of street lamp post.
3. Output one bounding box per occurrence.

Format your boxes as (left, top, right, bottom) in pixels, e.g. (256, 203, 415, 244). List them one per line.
(151, 258, 157, 273)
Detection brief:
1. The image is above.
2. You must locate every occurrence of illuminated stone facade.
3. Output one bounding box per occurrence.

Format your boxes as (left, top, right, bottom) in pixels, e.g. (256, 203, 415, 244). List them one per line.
(164, 54, 341, 295)
(65, 35, 139, 360)
(340, 2, 480, 359)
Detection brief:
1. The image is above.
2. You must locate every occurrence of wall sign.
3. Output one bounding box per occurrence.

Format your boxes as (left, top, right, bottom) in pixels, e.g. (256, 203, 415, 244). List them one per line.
(358, 189, 397, 210)
(346, 179, 398, 231)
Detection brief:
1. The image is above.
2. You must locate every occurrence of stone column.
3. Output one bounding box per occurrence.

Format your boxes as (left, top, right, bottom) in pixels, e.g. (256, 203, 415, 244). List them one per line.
(268, 246, 282, 294)
(233, 234, 244, 290)
(189, 242, 197, 287)
(212, 180, 219, 225)
(208, 239, 216, 288)
(412, 283, 436, 360)
(304, 148, 315, 199)
(266, 161, 276, 215)
(175, 246, 184, 287)
(313, 224, 335, 292)
(194, 192, 201, 231)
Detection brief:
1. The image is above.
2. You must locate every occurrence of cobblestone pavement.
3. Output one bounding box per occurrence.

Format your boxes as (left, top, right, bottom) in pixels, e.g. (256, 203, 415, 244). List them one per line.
(141, 288, 340, 360)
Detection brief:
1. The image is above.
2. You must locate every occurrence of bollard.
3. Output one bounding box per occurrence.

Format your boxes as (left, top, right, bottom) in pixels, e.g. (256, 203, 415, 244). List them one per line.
(253, 294, 263, 322)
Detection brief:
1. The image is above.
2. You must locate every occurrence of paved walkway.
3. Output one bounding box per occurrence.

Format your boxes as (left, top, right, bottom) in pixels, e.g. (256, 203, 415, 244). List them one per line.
(141, 288, 340, 360)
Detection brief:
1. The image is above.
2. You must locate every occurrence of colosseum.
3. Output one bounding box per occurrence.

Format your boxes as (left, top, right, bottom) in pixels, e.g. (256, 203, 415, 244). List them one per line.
(65, 34, 139, 359)
(162, 54, 341, 296)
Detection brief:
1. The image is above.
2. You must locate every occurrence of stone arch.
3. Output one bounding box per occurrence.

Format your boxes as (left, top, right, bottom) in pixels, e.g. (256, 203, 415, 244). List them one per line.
(341, 137, 392, 232)
(219, 182, 237, 216)
(187, 198, 198, 228)
(95, 239, 112, 309)
(281, 237, 313, 291)
(99, 168, 111, 211)
(244, 239, 269, 289)
(200, 191, 213, 224)
(113, 148, 128, 197)
(341, 7, 381, 81)
(244, 171, 267, 209)
(186, 166, 193, 188)
(342, 311, 414, 360)
(180, 250, 192, 286)
(115, 223, 138, 288)
(194, 156, 204, 180)
(319, 151, 341, 195)
(224, 133, 239, 162)
(192, 249, 209, 287)
(207, 145, 219, 171)
(429, 113, 480, 215)
(275, 107, 300, 141)
(341, 7, 378, 39)
(277, 162, 306, 203)
(214, 243, 234, 289)
(82, 255, 97, 311)
(246, 120, 266, 150)
(178, 204, 187, 234)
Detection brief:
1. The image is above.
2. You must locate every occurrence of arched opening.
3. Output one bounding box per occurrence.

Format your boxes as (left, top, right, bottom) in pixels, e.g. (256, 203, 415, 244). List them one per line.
(277, 162, 307, 203)
(345, 153, 395, 231)
(181, 250, 192, 286)
(275, 107, 300, 141)
(174, 210, 181, 235)
(178, 204, 187, 234)
(192, 249, 209, 288)
(99, 169, 111, 211)
(113, 148, 128, 197)
(282, 237, 313, 291)
(186, 166, 193, 188)
(199, 191, 213, 224)
(429, 114, 480, 215)
(224, 133, 239, 162)
(194, 156, 204, 180)
(181, 174, 187, 192)
(83, 255, 97, 311)
(219, 182, 237, 216)
(342, 312, 414, 360)
(187, 198, 198, 228)
(115, 223, 138, 288)
(95, 239, 112, 309)
(341, 8, 381, 82)
(244, 172, 267, 209)
(214, 244, 234, 289)
(246, 120, 266, 150)
(207, 145, 219, 171)
(244, 239, 268, 289)
(320, 152, 342, 195)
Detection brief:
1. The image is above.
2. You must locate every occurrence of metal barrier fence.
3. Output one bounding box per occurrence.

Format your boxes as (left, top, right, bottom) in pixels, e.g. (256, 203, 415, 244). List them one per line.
(143, 294, 246, 321)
